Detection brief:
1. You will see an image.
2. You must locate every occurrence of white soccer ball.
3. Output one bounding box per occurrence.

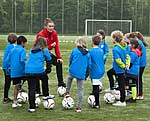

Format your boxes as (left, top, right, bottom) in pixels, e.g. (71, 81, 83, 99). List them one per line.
(62, 96, 74, 109)
(104, 93, 115, 104)
(35, 97, 41, 107)
(17, 92, 28, 103)
(87, 95, 95, 107)
(43, 99, 55, 109)
(57, 86, 66, 96)
(114, 90, 120, 100)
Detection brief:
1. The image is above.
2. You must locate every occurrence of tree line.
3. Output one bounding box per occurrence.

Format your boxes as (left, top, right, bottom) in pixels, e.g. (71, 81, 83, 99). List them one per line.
(0, 0, 150, 35)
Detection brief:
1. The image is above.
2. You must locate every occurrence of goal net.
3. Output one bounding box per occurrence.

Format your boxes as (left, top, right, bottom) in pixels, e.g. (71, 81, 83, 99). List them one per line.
(85, 19, 132, 36)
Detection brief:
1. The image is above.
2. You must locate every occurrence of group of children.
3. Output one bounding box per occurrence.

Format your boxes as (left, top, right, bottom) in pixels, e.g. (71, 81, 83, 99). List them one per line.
(2, 34, 53, 112)
(105, 31, 147, 106)
(65, 30, 147, 112)
(1, 29, 147, 113)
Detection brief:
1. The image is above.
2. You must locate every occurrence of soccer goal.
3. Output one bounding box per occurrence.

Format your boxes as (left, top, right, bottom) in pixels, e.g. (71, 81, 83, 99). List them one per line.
(85, 19, 132, 36)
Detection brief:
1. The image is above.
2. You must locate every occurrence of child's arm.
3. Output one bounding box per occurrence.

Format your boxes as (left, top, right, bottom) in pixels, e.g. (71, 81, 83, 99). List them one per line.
(115, 58, 126, 69)
(44, 48, 52, 74)
(20, 49, 26, 64)
(113, 49, 125, 69)
(125, 54, 130, 70)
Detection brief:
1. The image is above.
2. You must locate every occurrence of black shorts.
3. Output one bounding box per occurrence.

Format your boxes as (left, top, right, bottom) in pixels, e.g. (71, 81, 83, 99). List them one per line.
(11, 77, 22, 85)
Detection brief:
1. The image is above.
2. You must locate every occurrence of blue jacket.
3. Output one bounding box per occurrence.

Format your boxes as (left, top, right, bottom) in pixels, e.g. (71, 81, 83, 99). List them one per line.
(25, 47, 51, 74)
(98, 40, 109, 62)
(89, 47, 105, 79)
(126, 51, 140, 76)
(2, 43, 15, 74)
(138, 39, 146, 67)
(7, 45, 26, 78)
(112, 43, 127, 74)
(69, 47, 91, 80)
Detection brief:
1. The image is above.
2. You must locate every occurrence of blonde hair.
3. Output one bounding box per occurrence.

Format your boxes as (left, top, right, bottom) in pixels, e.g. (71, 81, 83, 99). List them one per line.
(111, 30, 123, 42)
(75, 36, 87, 48)
(34, 37, 47, 50)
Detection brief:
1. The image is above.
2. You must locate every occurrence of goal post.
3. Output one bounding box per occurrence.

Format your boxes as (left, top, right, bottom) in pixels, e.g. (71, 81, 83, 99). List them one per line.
(85, 19, 132, 36)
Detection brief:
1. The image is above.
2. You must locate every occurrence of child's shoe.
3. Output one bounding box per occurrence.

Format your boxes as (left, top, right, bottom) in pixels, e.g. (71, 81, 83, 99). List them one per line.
(43, 95, 54, 100)
(126, 98, 136, 103)
(93, 105, 100, 109)
(76, 106, 81, 112)
(28, 109, 35, 113)
(112, 101, 126, 107)
(136, 96, 144, 100)
(3, 97, 13, 104)
(12, 102, 22, 108)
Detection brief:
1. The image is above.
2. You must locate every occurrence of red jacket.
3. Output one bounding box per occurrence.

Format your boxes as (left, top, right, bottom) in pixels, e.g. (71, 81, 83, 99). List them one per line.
(36, 28, 62, 59)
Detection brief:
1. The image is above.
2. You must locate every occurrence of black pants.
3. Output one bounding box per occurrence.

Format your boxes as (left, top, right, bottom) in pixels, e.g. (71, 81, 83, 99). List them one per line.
(116, 73, 126, 102)
(107, 68, 116, 90)
(92, 85, 100, 106)
(136, 67, 145, 96)
(3, 69, 11, 98)
(27, 74, 49, 109)
(35, 53, 65, 94)
(126, 75, 137, 89)
(50, 53, 65, 86)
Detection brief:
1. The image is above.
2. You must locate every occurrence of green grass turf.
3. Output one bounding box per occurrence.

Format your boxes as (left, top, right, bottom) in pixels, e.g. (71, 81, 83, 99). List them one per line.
(0, 35, 150, 121)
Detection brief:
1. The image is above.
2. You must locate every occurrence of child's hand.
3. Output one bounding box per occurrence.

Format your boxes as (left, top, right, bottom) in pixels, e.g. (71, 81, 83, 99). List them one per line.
(125, 65, 129, 71)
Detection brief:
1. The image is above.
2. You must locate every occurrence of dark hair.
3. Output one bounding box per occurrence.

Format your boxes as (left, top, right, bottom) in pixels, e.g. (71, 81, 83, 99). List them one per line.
(130, 38, 142, 52)
(97, 29, 105, 39)
(7, 33, 17, 44)
(44, 18, 54, 26)
(92, 35, 101, 45)
(17, 36, 27, 45)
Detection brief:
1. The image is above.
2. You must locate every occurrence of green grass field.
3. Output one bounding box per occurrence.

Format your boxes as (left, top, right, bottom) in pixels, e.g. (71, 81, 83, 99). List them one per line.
(0, 35, 150, 121)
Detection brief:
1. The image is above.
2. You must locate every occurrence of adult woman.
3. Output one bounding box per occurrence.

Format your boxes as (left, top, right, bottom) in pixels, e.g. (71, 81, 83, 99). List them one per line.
(35, 18, 66, 95)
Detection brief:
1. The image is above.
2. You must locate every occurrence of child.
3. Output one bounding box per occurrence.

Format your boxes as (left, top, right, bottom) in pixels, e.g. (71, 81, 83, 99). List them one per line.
(89, 35, 105, 108)
(25, 37, 52, 112)
(129, 32, 148, 99)
(105, 33, 130, 93)
(126, 38, 142, 102)
(7, 36, 27, 108)
(66, 37, 91, 112)
(111, 30, 130, 107)
(2, 33, 17, 103)
(97, 29, 109, 63)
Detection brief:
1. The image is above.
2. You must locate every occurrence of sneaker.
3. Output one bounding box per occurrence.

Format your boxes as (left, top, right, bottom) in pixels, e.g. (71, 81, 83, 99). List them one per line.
(112, 101, 126, 107)
(49, 94, 55, 98)
(43, 95, 54, 100)
(136, 96, 144, 100)
(3, 98, 13, 104)
(93, 105, 100, 109)
(126, 98, 136, 103)
(12, 103, 22, 108)
(35, 93, 40, 97)
(28, 109, 35, 113)
(76, 106, 81, 112)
